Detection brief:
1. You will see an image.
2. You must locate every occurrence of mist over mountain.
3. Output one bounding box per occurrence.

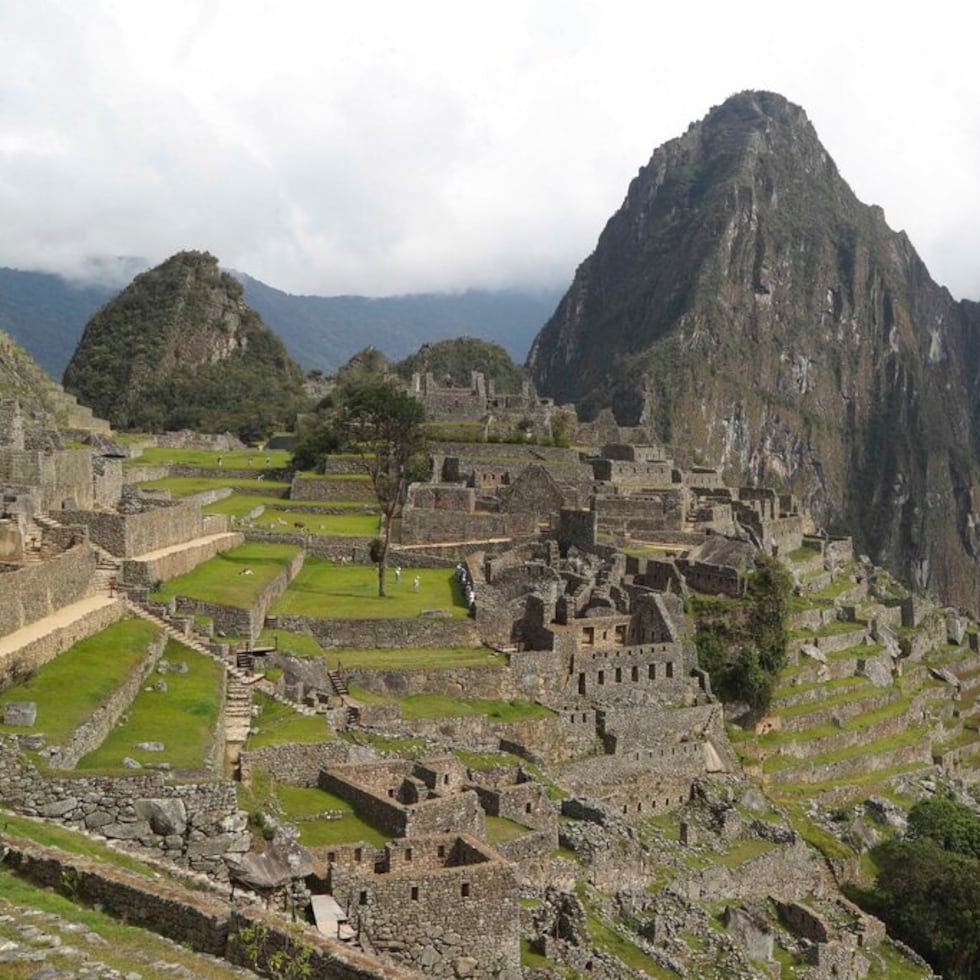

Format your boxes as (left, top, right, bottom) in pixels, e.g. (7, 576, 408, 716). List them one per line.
(236, 273, 561, 372)
(528, 90, 980, 611)
(0, 265, 560, 381)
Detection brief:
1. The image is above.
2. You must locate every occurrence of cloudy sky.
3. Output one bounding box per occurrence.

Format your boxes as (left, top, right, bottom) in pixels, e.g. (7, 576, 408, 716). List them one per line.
(2, 0, 979, 299)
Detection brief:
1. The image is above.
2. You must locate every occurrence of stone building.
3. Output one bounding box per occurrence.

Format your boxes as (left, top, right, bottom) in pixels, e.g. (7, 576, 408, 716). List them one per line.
(329, 833, 521, 978)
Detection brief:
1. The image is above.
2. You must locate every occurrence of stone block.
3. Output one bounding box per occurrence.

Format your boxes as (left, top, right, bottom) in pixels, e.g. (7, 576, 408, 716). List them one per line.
(3, 702, 37, 727)
(101, 821, 152, 840)
(38, 797, 78, 818)
(135, 798, 187, 836)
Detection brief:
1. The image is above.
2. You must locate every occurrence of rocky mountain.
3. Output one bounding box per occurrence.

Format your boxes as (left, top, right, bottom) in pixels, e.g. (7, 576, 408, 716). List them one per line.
(62, 251, 309, 440)
(528, 90, 980, 611)
(0, 265, 560, 380)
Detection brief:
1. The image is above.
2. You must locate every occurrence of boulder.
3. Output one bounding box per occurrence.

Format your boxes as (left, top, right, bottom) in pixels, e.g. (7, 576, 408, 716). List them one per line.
(135, 798, 187, 836)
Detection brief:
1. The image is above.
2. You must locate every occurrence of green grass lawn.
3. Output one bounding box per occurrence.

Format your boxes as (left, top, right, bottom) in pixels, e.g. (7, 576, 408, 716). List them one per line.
(486, 815, 533, 843)
(327, 646, 499, 669)
(138, 476, 291, 497)
(349, 690, 554, 722)
(270, 560, 469, 619)
(76, 639, 223, 772)
(246, 693, 332, 748)
(240, 774, 390, 848)
(203, 495, 377, 519)
(151, 542, 301, 608)
(126, 447, 293, 470)
(251, 511, 380, 536)
(0, 618, 161, 745)
(256, 627, 325, 658)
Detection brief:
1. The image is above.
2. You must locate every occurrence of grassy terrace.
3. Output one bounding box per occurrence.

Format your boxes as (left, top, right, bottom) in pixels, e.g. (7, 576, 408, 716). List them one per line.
(270, 560, 470, 619)
(151, 542, 301, 608)
(137, 475, 291, 497)
(761, 724, 930, 774)
(349, 689, 554, 722)
(76, 639, 223, 772)
(0, 872, 246, 979)
(757, 694, 914, 749)
(126, 447, 293, 469)
(330, 646, 500, 670)
(250, 511, 380, 536)
(773, 674, 866, 701)
(240, 773, 389, 848)
(203, 494, 376, 519)
(246, 692, 332, 749)
(0, 618, 160, 747)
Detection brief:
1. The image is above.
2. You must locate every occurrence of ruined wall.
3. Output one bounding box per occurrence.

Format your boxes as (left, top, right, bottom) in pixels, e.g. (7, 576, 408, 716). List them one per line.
(330, 836, 520, 978)
(591, 460, 675, 484)
(0, 598, 125, 691)
(0, 737, 248, 880)
(239, 740, 375, 788)
(398, 507, 537, 545)
(92, 456, 124, 508)
(569, 642, 694, 702)
(594, 489, 687, 532)
(280, 614, 480, 650)
(48, 632, 167, 770)
(408, 483, 475, 512)
(2, 836, 409, 978)
(290, 475, 376, 502)
(0, 543, 99, 640)
(318, 766, 486, 839)
(342, 662, 514, 699)
(121, 531, 244, 587)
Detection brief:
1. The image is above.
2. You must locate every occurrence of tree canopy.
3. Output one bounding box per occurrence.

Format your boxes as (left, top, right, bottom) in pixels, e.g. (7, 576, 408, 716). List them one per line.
(292, 379, 427, 596)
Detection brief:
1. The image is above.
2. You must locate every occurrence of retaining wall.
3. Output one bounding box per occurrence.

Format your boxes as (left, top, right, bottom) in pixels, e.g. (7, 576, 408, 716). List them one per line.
(1, 836, 409, 979)
(278, 614, 480, 650)
(1, 600, 126, 691)
(121, 532, 245, 587)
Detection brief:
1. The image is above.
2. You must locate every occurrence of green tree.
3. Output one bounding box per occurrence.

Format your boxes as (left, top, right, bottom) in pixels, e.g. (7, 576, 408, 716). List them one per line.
(332, 381, 426, 596)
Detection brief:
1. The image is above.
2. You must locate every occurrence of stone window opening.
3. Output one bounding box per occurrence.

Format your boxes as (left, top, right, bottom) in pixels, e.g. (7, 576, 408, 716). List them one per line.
(437, 844, 446, 858)
(359, 890, 368, 905)
(615, 667, 622, 683)
(597, 670, 605, 686)
(354, 848, 363, 862)
(525, 802, 533, 814)
(665, 661, 674, 678)
(411, 886, 419, 901)
(648, 664, 656, 680)
(405, 847, 413, 862)
(631, 665, 639, 682)
(461, 882, 471, 898)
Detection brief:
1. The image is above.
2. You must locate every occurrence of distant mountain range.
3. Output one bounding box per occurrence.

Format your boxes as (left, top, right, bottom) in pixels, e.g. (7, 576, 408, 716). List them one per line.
(0, 265, 562, 380)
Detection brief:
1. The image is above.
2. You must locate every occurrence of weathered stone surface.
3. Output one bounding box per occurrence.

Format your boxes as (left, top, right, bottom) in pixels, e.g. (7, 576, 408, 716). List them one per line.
(38, 797, 78, 818)
(135, 741, 165, 752)
(3, 702, 37, 727)
(135, 798, 187, 836)
(101, 821, 152, 840)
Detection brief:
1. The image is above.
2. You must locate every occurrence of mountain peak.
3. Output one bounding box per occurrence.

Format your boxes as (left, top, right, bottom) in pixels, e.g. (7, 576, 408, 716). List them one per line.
(528, 94, 980, 612)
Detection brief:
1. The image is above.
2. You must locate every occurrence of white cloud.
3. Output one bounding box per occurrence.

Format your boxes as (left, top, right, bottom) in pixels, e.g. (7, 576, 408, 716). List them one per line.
(2, 0, 980, 299)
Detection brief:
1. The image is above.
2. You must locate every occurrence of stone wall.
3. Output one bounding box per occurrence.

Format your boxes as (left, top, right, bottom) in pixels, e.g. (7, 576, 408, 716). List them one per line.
(0, 598, 126, 691)
(291, 475, 376, 502)
(330, 833, 520, 978)
(318, 764, 486, 839)
(568, 642, 695, 702)
(239, 740, 376, 788)
(69, 499, 205, 558)
(279, 614, 480, 650)
(342, 662, 513, 698)
(175, 548, 304, 644)
(92, 456, 124, 509)
(49, 632, 167, 770)
(0, 736, 248, 880)
(121, 531, 244, 587)
(398, 507, 537, 546)
(0, 542, 99, 640)
(243, 529, 375, 562)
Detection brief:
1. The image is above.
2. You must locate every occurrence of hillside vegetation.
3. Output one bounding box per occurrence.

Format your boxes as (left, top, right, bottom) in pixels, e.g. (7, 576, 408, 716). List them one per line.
(62, 250, 309, 440)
